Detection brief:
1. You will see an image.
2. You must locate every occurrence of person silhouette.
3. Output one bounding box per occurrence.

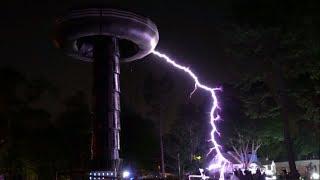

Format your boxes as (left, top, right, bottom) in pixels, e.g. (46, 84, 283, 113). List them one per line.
(260, 172, 266, 180)
(253, 169, 261, 180)
(244, 169, 253, 180)
(238, 169, 245, 180)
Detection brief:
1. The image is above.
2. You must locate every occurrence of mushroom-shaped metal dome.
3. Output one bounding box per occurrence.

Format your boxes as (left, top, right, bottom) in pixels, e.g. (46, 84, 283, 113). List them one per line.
(54, 8, 159, 62)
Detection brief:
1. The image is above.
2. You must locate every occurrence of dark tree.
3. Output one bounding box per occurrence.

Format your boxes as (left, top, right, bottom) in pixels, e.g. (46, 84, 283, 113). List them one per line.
(143, 72, 174, 175)
(0, 67, 57, 179)
(222, 24, 319, 178)
(120, 106, 159, 171)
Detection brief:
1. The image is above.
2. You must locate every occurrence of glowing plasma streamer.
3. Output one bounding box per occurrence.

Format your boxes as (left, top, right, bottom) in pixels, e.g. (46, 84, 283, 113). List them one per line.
(152, 50, 229, 180)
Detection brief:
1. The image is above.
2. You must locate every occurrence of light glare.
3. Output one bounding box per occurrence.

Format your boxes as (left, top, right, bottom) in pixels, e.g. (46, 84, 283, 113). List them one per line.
(123, 171, 130, 178)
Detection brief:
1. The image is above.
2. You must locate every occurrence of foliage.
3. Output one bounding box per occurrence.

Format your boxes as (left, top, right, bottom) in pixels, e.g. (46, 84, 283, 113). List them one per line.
(222, 24, 320, 160)
(0, 67, 56, 177)
(55, 91, 91, 169)
(164, 103, 208, 173)
(0, 67, 91, 178)
(229, 77, 284, 160)
(121, 106, 159, 171)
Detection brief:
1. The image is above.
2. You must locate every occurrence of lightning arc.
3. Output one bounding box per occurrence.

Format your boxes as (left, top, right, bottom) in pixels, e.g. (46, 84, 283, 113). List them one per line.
(152, 50, 229, 180)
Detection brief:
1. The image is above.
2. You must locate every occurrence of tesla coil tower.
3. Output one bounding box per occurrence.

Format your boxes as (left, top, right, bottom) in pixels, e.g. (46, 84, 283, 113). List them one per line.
(54, 8, 159, 179)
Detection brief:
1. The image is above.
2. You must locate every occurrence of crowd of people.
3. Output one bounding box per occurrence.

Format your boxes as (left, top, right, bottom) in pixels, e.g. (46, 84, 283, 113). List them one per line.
(230, 169, 266, 180)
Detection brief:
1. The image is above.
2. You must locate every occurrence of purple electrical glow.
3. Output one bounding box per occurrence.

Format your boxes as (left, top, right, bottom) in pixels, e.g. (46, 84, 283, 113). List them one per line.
(152, 50, 229, 180)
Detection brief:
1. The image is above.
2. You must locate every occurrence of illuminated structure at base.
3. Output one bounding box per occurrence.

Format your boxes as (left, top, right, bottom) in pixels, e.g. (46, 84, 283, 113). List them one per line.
(152, 50, 229, 180)
(54, 8, 159, 179)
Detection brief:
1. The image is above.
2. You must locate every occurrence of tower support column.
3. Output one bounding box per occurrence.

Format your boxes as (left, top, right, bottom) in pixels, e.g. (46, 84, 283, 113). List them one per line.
(91, 36, 121, 177)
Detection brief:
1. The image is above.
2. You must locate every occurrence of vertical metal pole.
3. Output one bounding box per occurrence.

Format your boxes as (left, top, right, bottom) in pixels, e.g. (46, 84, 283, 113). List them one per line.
(159, 119, 166, 177)
(177, 153, 181, 180)
(92, 36, 121, 176)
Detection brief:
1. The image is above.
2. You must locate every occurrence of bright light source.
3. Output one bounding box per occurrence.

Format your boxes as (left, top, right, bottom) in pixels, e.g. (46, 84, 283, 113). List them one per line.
(123, 171, 130, 178)
(266, 176, 276, 180)
(150, 38, 157, 50)
(193, 155, 202, 160)
(311, 172, 320, 179)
